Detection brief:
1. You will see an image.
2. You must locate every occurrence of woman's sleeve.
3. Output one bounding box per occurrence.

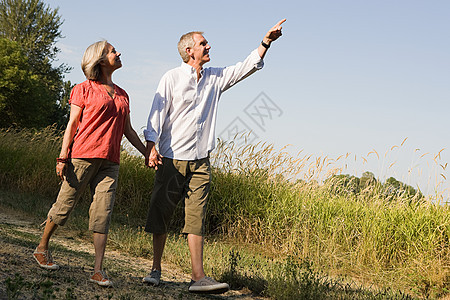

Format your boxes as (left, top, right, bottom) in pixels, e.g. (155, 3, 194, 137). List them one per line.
(69, 83, 86, 109)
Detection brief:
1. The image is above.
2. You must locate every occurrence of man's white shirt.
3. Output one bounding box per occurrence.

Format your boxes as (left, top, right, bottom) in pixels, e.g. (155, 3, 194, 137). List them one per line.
(144, 49, 264, 160)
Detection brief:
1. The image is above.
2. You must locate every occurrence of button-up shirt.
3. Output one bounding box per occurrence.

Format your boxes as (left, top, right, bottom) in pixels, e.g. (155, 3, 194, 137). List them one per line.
(144, 49, 264, 160)
(70, 80, 130, 164)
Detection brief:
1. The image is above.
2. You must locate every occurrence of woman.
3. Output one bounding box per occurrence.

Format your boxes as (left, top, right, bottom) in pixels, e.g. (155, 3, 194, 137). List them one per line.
(32, 40, 146, 287)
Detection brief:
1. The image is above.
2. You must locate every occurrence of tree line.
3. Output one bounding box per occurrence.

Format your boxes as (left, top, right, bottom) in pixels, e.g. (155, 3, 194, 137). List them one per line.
(324, 171, 423, 201)
(0, 0, 72, 128)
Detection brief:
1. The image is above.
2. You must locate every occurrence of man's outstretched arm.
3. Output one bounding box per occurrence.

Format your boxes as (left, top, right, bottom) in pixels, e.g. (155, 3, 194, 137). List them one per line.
(258, 18, 286, 59)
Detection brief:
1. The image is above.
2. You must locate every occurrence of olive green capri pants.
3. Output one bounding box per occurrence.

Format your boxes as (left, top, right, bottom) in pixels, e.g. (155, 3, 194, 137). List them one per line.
(144, 157, 211, 236)
(47, 158, 120, 234)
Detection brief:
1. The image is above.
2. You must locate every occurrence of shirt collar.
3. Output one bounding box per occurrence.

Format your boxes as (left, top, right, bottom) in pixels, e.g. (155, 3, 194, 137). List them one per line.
(180, 62, 204, 76)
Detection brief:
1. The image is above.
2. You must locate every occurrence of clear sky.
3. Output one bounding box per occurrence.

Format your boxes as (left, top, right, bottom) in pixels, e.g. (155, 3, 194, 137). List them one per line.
(45, 0, 449, 200)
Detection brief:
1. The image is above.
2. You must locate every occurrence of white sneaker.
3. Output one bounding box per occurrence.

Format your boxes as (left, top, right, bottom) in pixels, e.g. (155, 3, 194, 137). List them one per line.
(188, 276, 229, 294)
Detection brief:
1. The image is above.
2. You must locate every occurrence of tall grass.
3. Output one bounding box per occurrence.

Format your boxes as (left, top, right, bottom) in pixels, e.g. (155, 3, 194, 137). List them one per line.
(208, 139, 449, 297)
(0, 126, 155, 224)
(0, 126, 62, 195)
(0, 127, 448, 298)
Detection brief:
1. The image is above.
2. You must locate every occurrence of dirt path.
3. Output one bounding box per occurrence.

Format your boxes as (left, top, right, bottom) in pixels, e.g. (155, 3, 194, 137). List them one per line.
(0, 206, 263, 299)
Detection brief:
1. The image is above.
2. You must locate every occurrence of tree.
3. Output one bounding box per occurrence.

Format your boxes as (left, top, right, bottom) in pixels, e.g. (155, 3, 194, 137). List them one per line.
(0, 38, 51, 127)
(324, 174, 360, 195)
(384, 176, 423, 200)
(324, 171, 424, 203)
(359, 171, 377, 189)
(0, 0, 63, 68)
(0, 0, 71, 128)
(49, 79, 74, 128)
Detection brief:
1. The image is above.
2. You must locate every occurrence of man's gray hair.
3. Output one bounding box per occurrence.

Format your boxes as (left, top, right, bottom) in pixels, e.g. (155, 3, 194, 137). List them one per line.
(177, 31, 203, 63)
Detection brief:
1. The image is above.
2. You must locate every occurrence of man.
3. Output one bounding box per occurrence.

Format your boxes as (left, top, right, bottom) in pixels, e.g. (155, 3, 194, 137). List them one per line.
(143, 19, 286, 294)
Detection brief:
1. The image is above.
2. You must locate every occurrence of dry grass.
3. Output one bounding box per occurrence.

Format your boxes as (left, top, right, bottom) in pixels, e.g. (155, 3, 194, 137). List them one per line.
(0, 127, 448, 299)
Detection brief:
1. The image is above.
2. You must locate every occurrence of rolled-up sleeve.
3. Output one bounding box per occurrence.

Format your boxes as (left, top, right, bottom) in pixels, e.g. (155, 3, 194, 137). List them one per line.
(144, 75, 171, 143)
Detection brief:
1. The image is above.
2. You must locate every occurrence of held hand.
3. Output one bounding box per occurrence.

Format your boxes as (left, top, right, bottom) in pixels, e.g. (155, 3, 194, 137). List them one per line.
(145, 142, 163, 170)
(147, 150, 163, 170)
(56, 162, 66, 181)
(264, 18, 286, 44)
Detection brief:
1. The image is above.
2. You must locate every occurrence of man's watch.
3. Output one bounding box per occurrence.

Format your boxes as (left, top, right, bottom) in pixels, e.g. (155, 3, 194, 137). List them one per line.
(261, 40, 270, 49)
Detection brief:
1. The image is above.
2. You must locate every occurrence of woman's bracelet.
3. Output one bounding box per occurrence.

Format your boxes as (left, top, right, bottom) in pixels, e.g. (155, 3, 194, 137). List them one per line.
(56, 157, 69, 164)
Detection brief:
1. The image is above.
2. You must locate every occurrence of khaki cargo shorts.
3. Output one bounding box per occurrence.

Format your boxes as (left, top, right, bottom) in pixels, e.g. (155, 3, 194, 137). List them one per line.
(47, 158, 120, 234)
(145, 157, 211, 236)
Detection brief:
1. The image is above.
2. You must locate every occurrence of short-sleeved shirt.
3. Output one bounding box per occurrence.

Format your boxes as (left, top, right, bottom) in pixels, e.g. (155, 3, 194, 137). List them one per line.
(69, 80, 130, 164)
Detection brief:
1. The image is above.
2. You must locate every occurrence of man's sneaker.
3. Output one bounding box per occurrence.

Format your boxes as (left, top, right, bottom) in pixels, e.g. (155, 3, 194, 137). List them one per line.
(142, 270, 161, 285)
(188, 276, 229, 294)
(33, 247, 59, 270)
(89, 270, 113, 287)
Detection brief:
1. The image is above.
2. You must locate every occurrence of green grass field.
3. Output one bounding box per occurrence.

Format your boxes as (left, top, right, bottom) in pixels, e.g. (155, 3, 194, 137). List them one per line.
(0, 127, 448, 299)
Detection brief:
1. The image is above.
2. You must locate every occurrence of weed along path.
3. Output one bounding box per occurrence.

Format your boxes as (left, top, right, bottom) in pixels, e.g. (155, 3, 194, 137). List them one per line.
(0, 205, 262, 299)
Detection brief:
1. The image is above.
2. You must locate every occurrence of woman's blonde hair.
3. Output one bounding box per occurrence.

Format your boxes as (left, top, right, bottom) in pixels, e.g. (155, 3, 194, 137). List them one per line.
(81, 40, 108, 80)
(177, 31, 203, 63)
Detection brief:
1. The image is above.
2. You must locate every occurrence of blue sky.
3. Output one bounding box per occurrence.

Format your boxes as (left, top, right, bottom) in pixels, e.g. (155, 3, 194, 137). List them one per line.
(45, 0, 449, 200)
